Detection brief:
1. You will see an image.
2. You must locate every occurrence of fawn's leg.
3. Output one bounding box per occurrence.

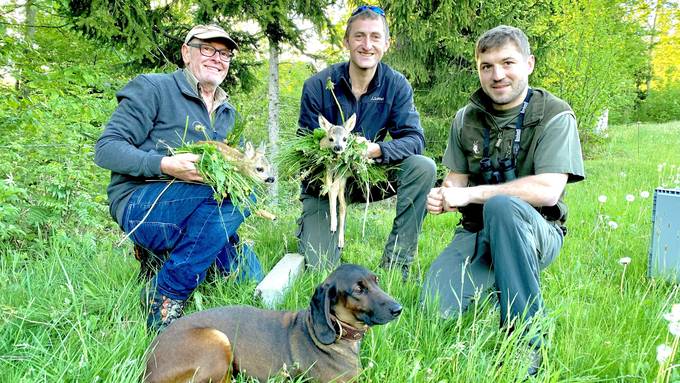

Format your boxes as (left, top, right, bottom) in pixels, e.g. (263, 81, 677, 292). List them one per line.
(337, 177, 347, 248)
(327, 171, 338, 232)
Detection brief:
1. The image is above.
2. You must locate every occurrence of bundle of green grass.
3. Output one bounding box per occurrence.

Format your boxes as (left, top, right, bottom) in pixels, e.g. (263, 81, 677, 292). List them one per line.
(277, 127, 390, 197)
(175, 141, 269, 213)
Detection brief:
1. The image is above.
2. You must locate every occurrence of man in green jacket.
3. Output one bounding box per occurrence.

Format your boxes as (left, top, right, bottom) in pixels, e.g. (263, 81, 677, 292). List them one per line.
(422, 25, 585, 376)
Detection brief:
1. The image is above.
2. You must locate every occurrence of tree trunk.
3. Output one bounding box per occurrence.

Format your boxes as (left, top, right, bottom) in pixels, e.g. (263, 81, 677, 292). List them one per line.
(267, 36, 280, 205)
(25, 0, 36, 40)
(18, 0, 36, 96)
(646, 0, 662, 99)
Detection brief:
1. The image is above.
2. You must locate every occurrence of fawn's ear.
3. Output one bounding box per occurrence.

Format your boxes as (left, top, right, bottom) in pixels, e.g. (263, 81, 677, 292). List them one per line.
(345, 114, 357, 131)
(256, 142, 266, 155)
(318, 114, 332, 132)
(244, 141, 255, 158)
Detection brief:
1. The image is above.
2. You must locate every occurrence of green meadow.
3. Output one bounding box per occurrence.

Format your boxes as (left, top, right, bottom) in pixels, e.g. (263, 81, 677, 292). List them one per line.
(1, 61, 680, 382)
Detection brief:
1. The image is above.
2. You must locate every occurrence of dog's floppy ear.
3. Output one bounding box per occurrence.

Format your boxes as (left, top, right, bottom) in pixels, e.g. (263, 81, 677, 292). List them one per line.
(344, 114, 357, 131)
(310, 281, 337, 345)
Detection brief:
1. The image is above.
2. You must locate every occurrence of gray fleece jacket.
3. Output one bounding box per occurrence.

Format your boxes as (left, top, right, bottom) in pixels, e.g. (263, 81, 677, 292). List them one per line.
(94, 69, 236, 226)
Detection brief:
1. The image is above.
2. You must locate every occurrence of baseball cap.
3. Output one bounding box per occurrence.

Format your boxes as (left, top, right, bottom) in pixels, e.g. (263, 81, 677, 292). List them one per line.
(184, 24, 238, 50)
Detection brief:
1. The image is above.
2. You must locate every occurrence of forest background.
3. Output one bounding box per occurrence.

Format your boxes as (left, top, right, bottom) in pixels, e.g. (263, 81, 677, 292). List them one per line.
(1, 0, 680, 382)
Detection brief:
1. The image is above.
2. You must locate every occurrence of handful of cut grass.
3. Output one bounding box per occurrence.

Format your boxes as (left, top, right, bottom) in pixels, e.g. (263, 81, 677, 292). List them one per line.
(175, 142, 267, 213)
(277, 128, 390, 197)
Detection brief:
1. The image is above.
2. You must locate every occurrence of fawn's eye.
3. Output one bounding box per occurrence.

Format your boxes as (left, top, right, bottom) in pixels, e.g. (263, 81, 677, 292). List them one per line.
(256, 167, 264, 172)
(343, 137, 347, 142)
(329, 137, 334, 142)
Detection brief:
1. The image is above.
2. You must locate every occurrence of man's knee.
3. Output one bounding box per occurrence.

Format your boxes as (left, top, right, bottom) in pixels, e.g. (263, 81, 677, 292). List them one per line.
(399, 155, 437, 185)
(483, 195, 529, 225)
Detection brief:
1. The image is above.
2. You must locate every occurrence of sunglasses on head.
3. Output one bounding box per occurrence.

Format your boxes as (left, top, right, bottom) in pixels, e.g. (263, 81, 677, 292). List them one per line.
(351, 5, 385, 16)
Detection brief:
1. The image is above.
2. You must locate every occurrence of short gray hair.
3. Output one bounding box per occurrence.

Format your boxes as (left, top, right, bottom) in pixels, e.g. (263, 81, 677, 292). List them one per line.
(343, 9, 389, 41)
(475, 25, 531, 59)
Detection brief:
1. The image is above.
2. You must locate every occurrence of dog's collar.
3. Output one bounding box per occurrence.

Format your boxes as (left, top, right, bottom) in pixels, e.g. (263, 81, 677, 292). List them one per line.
(331, 316, 367, 342)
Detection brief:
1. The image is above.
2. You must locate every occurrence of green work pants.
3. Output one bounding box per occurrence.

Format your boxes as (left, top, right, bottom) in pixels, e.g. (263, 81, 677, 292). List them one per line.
(421, 195, 564, 346)
(297, 155, 436, 270)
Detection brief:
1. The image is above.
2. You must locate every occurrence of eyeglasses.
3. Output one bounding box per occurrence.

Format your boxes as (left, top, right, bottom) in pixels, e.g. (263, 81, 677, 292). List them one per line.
(186, 43, 233, 62)
(351, 5, 385, 16)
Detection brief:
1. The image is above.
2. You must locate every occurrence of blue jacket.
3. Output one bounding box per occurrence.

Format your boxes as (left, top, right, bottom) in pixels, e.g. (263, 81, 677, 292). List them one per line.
(298, 62, 424, 164)
(94, 69, 237, 226)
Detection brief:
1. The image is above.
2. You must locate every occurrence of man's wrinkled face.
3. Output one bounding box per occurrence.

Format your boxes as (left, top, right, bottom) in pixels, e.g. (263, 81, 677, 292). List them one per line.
(181, 39, 230, 88)
(344, 17, 389, 71)
(476, 42, 534, 110)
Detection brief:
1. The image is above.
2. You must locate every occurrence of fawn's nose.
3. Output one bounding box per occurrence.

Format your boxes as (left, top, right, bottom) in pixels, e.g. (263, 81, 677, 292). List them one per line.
(333, 145, 343, 153)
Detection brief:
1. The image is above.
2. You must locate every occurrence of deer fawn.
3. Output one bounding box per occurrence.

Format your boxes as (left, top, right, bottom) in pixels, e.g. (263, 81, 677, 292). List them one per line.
(318, 114, 356, 248)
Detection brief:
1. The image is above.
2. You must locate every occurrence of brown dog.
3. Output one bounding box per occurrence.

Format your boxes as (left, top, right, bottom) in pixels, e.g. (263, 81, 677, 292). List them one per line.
(143, 264, 402, 383)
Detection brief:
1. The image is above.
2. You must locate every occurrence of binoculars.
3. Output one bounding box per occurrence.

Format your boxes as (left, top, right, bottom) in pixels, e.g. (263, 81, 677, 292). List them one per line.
(480, 157, 516, 184)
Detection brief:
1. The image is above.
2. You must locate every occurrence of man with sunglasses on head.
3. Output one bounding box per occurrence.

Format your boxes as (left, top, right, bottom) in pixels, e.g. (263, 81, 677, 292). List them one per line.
(421, 25, 585, 377)
(95, 24, 263, 332)
(297, 6, 436, 278)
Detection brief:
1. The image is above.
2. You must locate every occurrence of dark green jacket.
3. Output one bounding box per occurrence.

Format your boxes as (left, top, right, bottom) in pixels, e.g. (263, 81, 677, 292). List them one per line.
(443, 87, 585, 231)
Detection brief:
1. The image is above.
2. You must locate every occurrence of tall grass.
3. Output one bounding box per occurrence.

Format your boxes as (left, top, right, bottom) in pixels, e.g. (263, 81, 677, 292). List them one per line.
(2, 120, 679, 381)
(2, 54, 680, 381)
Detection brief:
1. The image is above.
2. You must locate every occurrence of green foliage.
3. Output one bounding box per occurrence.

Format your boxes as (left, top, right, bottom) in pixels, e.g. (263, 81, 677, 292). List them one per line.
(382, 0, 648, 150)
(197, 0, 340, 48)
(58, 0, 262, 91)
(635, 84, 680, 123)
(276, 129, 390, 196)
(3, 117, 680, 381)
(0, 19, 124, 251)
(175, 142, 268, 213)
(534, 0, 646, 145)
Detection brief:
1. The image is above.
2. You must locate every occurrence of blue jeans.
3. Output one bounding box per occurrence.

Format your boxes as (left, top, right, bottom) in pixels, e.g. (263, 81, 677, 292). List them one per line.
(122, 182, 263, 300)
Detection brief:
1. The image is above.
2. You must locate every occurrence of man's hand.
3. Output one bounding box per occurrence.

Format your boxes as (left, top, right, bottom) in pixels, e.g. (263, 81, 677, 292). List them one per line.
(355, 136, 380, 161)
(427, 180, 473, 214)
(440, 186, 472, 211)
(426, 186, 446, 215)
(365, 142, 382, 159)
(160, 153, 203, 182)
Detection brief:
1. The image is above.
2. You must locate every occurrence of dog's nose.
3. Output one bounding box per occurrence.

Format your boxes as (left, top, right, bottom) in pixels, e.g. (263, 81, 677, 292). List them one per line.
(390, 304, 403, 318)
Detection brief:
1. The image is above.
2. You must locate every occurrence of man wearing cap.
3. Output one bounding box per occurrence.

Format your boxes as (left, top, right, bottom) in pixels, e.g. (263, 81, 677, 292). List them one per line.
(296, 6, 436, 278)
(95, 24, 263, 332)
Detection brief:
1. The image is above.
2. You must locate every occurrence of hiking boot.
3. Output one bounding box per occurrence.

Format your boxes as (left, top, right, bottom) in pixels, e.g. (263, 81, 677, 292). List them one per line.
(497, 346, 543, 380)
(133, 244, 166, 282)
(380, 259, 410, 282)
(526, 347, 543, 377)
(140, 280, 186, 332)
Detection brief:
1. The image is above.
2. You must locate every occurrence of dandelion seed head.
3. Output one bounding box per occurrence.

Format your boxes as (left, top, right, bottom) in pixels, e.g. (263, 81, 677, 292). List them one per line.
(607, 221, 618, 229)
(619, 257, 631, 265)
(657, 344, 673, 364)
(598, 195, 607, 203)
(619, 172, 626, 177)
(625, 194, 635, 202)
(640, 191, 650, 199)
(664, 304, 680, 322)
(670, 322, 680, 336)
